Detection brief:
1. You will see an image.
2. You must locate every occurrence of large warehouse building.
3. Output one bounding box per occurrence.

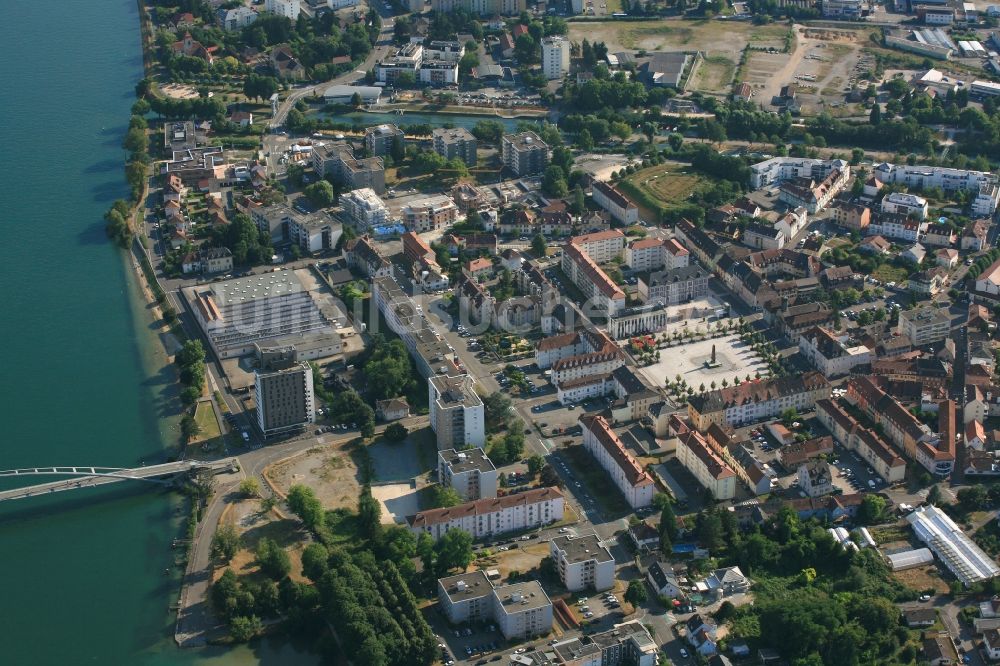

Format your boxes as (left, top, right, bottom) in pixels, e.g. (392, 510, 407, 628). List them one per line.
(183, 269, 347, 360)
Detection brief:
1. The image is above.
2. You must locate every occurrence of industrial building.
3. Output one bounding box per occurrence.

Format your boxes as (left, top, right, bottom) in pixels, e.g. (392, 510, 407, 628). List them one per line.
(906, 505, 1000, 585)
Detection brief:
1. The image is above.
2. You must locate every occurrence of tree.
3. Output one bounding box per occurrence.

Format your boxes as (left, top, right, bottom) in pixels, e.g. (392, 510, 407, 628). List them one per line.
(211, 524, 241, 562)
(541, 165, 568, 198)
(540, 464, 561, 487)
(229, 615, 263, 642)
(624, 579, 647, 608)
(659, 499, 678, 541)
(927, 484, 943, 506)
(358, 485, 382, 540)
(531, 233, 548, 257)
(434, 528, 473, 574)
(431, 485, 463, 508)
(384, 422, 409, 442)
(869, 103, 881, 125)
(697, 511, 723, 551)
(256, 537, 292, 579)
(287, 484, 325, 532)
(577, 128, 594, 151)
(239, 478, 261, 498)
(527, 455, 544, 476)
(180, 414, 201, 442)
(351, 91, 363, 107)
(301, 542, 329, 581)
(570, 185, 586, 215)
(304, 180, 335, 208)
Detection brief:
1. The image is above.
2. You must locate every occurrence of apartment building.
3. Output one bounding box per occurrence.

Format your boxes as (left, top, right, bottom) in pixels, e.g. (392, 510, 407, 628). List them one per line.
(897, 305, 951, 347)
(372, 276, 463, 382)
(822, 0, 863, 18)
(364, 123, 404, 156)
(437, 572, 553, 640)
(254, 347, 315, 437)
(340, 187, 388, 231)
(624, 237, 689, 272)
(401, 231, 449, 291)
(541, 36, 571, 79)
(687, 372, 832, 430)
(798, 460, 833, 497)
(591, 180, 639, 225)
(872, 161, 998, 202)
(829, 200, 871, 232)
(815, 398, 906, 483)
(881, 192, 929, 219)
(431, 0, 526, 14)
(501, 131, 549, 176)
(312, 142, 385, 192)
(432, 127, 478, 167)
(438, 448, 498, 500)
(429, 374, 486, 450)
(402, 195, 459, 232)
(376, 42, 423, 83)
(550, 533, 615, 592)
(749, 157, 849, 188)
(408, 486, 565, 539)
(798, 326, 872, 377)
(561, 229, 627, 316)
(846, 377, 954, 476)
(580, 415, 655, 508)
(778, 167, 850, 213)
(676, 430, 738, 500)
(637, 265, 710, 305)
(344, 235, 392, 278)
(265, 0, 299, 19)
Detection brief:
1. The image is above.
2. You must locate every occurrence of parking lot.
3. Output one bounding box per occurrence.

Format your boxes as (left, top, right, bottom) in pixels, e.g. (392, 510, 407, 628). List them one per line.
(735, 412, 891, 499)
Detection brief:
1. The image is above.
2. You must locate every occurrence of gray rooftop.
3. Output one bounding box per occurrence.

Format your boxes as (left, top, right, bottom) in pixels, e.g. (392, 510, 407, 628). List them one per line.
(440, 570, 492, 603)
(494, 580, 551, 614)
(551, 533, 615, 564)
(439, 448, 495, 474)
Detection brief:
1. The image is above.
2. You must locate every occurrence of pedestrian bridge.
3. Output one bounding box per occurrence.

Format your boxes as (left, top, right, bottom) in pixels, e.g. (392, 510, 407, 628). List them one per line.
(0, 459, 239, 503)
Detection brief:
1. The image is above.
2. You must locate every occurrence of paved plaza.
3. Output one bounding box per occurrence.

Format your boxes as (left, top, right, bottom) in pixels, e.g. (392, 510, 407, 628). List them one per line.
(636, 334, 768, 390)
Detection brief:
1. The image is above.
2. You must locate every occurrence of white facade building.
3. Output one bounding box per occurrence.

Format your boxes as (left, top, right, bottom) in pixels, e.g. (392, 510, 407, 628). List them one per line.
(408, 486, 565, 539)
(881, 192, 929, 219)
(438, 448, 498, 500)
(580, 415, 655, 508)
(550, 533, 616, 592)
(265, 0, 300, 20)
(340, 187, 388, 231)
(541, 36, 571, 80)
(429, 374, 486, 449)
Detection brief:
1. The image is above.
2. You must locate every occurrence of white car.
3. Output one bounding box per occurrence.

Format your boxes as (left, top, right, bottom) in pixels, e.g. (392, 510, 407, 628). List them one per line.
(679, 648, 690, 659)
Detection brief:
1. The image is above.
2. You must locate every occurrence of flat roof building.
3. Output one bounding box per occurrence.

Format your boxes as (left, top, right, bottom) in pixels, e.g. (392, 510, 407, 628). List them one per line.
(550, 533, 615, 592)
(438, 447, 498, 500)
(429, 374, 486, 450)
(183, 269, 345, 361)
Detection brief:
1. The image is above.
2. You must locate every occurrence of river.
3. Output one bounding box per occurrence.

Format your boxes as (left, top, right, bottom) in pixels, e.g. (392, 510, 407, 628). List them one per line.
(0, 3, 316, 664)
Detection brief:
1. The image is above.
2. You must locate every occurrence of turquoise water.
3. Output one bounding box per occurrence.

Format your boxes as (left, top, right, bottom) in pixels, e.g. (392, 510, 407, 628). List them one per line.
(0, 3, 315, 664)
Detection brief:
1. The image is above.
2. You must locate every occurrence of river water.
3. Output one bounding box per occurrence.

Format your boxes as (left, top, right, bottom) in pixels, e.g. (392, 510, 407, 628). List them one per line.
(0, 3, 316, 664)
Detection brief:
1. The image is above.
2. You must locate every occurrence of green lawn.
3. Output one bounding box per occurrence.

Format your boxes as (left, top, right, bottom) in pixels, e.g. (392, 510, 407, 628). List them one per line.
(193, 401, 221, 441)
(872, 264, 910, 284)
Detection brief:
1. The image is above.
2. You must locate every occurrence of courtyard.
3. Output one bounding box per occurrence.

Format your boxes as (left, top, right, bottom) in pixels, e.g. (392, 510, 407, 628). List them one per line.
(636, 334, 768, 392)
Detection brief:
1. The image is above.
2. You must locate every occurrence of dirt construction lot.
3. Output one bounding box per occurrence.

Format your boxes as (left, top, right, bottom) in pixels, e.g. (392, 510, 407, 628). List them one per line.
(266, 441, 363, 511)
(743, 26, 874, 115)
(569, 20, 788, 61)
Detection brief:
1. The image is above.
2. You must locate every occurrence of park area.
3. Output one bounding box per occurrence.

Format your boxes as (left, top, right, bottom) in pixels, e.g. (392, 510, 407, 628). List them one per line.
(620, 162, 706, 221)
